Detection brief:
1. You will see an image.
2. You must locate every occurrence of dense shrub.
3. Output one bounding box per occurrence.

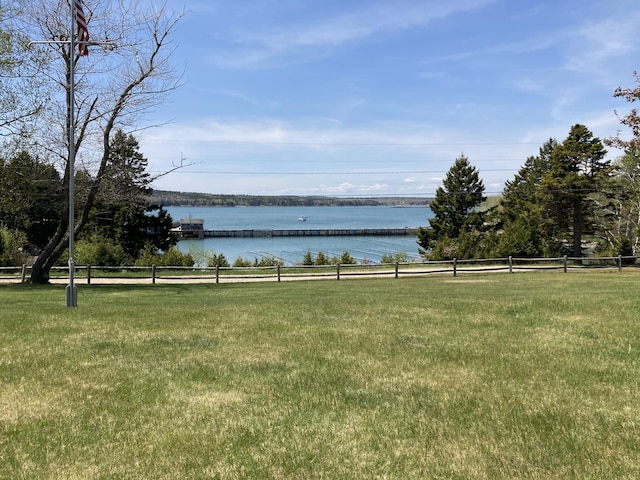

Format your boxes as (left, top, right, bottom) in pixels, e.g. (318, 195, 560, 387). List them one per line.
(206, 252, 230, 267)
(0, 228, 28, 266)
(75, 237, 127, 266)
(135, 246, 194, 267)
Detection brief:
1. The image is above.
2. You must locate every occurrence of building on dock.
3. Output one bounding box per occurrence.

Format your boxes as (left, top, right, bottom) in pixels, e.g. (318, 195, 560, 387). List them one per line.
(171, 218, 205, 239)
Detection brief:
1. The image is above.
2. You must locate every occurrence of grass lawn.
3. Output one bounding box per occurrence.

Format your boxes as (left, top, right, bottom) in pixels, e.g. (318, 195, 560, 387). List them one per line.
(1, 272, 639, 479)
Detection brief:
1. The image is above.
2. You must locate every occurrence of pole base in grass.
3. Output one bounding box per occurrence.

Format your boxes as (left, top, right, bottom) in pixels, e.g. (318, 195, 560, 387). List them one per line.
(66, 284, 77, 307)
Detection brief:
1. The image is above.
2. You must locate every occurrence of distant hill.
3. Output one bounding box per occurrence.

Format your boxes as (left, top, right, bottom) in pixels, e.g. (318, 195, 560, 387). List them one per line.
(148, 190, 432, 207)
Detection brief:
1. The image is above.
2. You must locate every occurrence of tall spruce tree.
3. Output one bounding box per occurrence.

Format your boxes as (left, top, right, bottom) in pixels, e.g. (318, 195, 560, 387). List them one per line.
(417, 154, 485, 256)
(539, 124, 609, 257)
(491, 139, 556, 257)
(85, 130, 174, 260)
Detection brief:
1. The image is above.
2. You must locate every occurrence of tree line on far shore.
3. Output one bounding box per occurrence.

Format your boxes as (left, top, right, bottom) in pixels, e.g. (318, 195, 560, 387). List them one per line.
(147, 191, 431, 207)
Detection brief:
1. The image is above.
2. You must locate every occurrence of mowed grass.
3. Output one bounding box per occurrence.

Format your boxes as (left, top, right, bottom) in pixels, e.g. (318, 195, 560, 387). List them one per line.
(1, 272, 640, 479)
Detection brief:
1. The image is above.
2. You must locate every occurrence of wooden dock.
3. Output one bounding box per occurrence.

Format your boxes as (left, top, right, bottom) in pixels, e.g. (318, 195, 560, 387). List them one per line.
(202, 228, 418, 238)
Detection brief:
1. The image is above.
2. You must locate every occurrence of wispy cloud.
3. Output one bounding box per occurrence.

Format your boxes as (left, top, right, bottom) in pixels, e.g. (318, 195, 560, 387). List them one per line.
(564, 11, 640, 79)
(210, 0, 496, 68)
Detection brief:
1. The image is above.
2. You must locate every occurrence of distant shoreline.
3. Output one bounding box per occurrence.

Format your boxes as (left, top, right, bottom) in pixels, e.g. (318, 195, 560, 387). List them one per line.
(148, 190, 432, 208)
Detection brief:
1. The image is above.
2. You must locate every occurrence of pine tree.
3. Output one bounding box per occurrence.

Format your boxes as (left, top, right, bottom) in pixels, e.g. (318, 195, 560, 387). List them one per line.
(0, 151, 63, 250)
(417, 154, 485, 257)
(85, 130, 174, 261)
(491, 139, 556, 257)
(539, 124, 609, 257)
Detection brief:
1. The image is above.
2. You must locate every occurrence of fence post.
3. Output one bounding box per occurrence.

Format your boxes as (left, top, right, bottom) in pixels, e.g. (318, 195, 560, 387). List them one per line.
(563, 255, 568, 273)
(152, 265, 156, 284)
(21, 264, 27, 283)
(395, 261, 399, 279)
(87, 265, 91, 285)
(508, 256, 513, 274)
(337, 264, 341, 280)
(618, 255, 622, 273)
(277, 264, 281, 282)
(453, 258, 457, 277)
(216, 265, 219, 284)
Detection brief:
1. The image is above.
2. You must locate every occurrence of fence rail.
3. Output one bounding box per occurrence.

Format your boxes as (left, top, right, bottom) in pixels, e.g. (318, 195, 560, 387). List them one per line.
(1, 255, 638, 285)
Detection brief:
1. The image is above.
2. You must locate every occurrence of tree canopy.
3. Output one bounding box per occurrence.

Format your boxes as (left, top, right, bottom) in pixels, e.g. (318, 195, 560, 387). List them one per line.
(417, 155, 485, 258)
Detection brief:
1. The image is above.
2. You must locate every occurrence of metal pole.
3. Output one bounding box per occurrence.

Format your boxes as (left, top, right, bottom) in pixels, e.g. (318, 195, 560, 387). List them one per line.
(30, 5, 112, 306)
(66, 1, 78, 307)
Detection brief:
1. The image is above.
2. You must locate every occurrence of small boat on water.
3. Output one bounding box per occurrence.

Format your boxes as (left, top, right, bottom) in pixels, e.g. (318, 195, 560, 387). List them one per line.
(298, 215, 307, 222)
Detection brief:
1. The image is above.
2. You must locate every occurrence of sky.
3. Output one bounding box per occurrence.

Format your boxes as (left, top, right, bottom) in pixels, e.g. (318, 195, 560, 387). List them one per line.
(138, 0, 640, 197)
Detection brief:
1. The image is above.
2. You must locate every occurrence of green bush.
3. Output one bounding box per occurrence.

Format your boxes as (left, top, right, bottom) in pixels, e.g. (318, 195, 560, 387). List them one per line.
(301, 251, 314, 266)
(336, 251, 356, 265)
(233, 257, 253, 267)
(381, 252, 409, 264)
(0, 228, 28, 266)
(253, 255, 283, 267)
(616, 236, 636, 265)
(75, 237, 127, 266)
(315, 251, 330, 266)
(206, 252, 230, 267)
(135, 246, 194, 267)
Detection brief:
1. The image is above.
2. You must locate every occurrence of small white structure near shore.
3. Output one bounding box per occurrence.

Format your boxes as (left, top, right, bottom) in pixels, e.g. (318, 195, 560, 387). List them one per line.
(171, 218, 205, 239)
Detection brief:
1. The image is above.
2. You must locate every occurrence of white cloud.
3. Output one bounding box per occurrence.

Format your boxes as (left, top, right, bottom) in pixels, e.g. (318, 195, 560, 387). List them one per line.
(564, 11, 640, 80)
(211, 0, 496, 68)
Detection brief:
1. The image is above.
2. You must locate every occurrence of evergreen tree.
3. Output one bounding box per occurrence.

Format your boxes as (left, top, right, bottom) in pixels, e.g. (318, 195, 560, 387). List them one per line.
(85, 130, 175, 261)
(417, 155, 485, 257)
(491, 139, 557, 257)
(539, 124, 609, 257)
(0, 151, 63, 250)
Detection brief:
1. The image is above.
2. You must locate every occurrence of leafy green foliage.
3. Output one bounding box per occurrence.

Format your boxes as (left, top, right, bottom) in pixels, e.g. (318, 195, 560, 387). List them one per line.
(253, 255, 284, 267)
(135, 246, 194, 267)
(74, 235, 127, 266)
(0, 8, 51, 138)
(0, 227, 28, 266)
(206, 252, 230, 267)
(337, 251, 356, 264)
(299, 250, 357, 266)
(380, 251, 409, 263)
(315, 251, 330, 265)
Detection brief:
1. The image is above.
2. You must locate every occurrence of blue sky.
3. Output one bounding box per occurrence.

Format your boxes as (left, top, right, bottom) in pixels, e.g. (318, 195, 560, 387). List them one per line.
(140, 0, 640, 197)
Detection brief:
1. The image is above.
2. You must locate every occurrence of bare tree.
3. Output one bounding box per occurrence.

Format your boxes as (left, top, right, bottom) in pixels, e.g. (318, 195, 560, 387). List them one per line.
(606, 71, 640, 152)
(605, 72, 640, 255)
(12, 0, 185, 283)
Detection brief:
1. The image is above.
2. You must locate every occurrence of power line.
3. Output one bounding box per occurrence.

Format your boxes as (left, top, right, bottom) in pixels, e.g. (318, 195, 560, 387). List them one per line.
(150, 169, 519, 175)
(144, 139, 543, 147)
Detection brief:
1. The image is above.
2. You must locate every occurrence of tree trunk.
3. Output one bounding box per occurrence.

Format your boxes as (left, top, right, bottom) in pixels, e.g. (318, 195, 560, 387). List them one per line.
(29, 217, 69, 284)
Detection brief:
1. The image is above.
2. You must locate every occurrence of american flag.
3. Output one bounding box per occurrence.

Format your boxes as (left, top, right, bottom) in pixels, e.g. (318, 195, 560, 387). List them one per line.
(74, 0, 89, 56)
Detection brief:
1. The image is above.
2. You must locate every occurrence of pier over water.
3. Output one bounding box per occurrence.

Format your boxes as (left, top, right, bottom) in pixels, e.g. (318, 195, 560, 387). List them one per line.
(203, 228, 418, 238)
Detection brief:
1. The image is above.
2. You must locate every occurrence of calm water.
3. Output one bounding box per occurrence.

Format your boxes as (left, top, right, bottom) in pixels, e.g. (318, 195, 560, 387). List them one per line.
(166, 206, 432, 265)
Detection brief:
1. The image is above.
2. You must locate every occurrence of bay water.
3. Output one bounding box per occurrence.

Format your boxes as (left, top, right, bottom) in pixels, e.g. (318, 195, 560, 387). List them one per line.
(166, 205, 432, 265)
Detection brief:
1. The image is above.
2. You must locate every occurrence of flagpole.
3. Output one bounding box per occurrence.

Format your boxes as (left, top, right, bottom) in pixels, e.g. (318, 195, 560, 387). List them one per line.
(66, 0, 78, 307)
